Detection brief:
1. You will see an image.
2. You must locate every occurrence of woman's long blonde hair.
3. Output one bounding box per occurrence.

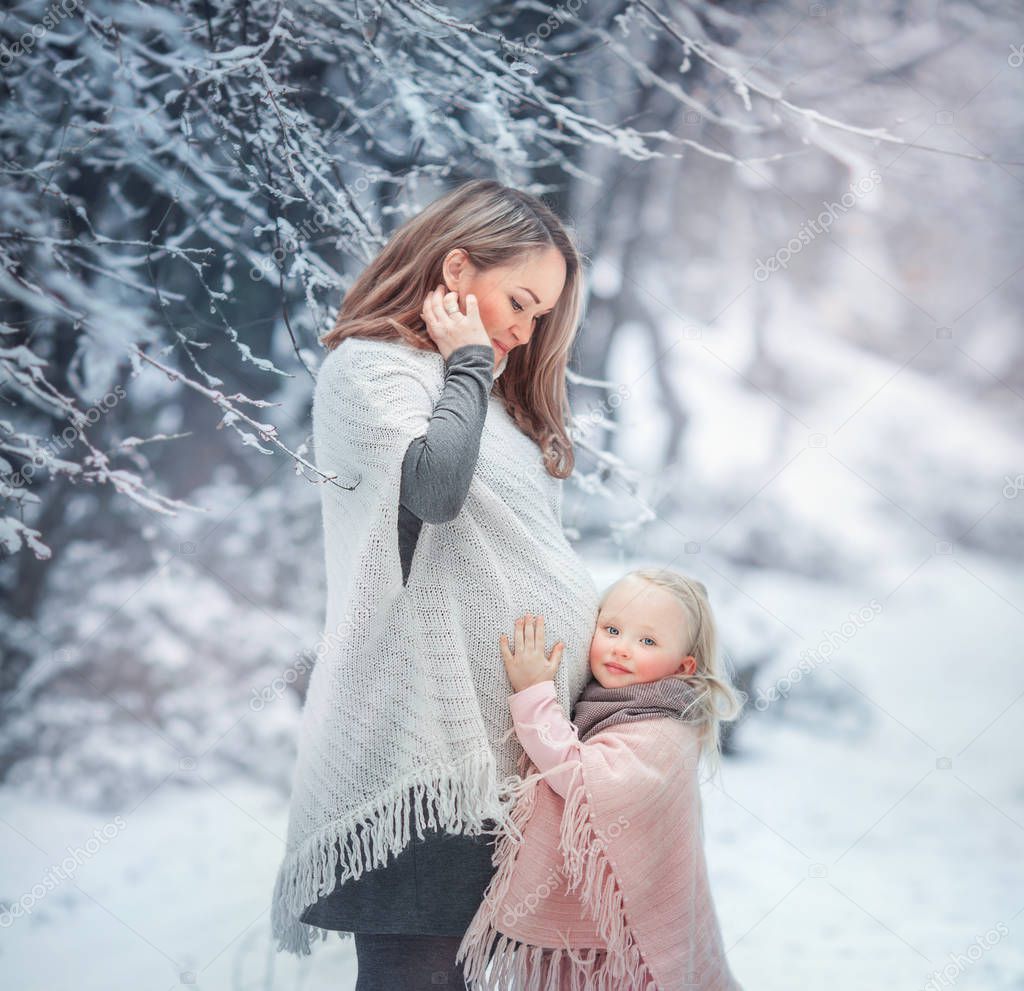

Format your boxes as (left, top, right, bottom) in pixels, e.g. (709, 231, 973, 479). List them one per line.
(320, 179, 586, 479)
(601, 568, 746, 781)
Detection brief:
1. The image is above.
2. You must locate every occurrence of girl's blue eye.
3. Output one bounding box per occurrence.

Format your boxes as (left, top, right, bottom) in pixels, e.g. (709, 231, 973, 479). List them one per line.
(641, 637, 656, 646)
(605, 625, 619, 635)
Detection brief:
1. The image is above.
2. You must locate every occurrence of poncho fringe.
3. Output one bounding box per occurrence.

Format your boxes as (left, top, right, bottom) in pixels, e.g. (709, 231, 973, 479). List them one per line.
(458, 756, 659, 990)
(272, 746, 517, 955)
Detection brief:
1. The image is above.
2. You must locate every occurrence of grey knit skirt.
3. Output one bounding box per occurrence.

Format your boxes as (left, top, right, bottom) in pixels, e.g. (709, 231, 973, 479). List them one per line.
(298, 789, 497, 936)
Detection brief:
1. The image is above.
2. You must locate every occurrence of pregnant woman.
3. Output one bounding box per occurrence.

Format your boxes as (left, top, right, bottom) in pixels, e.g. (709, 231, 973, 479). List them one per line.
(270, 179, 602, 989)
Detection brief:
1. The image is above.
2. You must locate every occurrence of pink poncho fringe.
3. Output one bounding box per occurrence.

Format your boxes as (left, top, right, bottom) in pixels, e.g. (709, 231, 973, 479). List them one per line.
(457, 718, 743, 990)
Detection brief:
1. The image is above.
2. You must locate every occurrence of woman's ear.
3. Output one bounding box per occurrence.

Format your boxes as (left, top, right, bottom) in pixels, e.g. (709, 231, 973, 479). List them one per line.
(442, 247, 470, 292)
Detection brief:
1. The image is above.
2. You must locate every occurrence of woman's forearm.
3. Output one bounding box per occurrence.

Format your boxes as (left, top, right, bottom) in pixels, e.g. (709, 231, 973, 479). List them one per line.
(399, 343, 495, 523)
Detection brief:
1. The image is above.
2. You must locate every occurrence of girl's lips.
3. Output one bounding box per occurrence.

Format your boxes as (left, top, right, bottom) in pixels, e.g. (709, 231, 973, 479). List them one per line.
(604, 661, 631, 673)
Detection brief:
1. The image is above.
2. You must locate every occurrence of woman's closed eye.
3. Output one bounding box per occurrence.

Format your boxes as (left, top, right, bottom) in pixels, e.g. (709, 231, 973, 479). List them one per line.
(510, 297, 536, 322)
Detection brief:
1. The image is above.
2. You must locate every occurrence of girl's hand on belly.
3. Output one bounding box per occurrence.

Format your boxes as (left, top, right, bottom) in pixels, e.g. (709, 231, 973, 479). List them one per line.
(500, 613, 565, 692)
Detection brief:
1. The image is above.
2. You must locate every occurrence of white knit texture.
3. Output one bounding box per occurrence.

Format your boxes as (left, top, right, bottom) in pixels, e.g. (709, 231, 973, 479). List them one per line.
(271, 337, 601, 955)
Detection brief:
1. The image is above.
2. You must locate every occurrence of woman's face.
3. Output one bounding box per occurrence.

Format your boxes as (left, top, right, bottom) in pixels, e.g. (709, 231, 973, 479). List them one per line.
(443, 246, 567, 369)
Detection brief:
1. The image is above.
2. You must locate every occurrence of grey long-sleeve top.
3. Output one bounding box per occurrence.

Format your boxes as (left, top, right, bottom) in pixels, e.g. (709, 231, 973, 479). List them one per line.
(397, 343, 496, 585)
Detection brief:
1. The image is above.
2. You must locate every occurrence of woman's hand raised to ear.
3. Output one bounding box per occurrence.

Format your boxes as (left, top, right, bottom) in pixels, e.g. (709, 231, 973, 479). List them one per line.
(500, 614, 565, 693)
(419, 284, 493, 361)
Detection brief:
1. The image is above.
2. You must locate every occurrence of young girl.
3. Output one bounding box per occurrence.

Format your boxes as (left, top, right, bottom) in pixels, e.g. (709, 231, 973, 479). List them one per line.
(457, 568, 745, 991)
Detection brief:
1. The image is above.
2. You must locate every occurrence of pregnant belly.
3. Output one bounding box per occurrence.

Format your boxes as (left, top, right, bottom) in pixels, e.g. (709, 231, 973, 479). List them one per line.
(421, 508, 599, 651)
(410, 509, 600, 770)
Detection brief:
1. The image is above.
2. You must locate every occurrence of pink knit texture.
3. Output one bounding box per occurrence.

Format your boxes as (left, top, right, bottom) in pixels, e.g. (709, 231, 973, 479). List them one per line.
(458, 683, 743, 990)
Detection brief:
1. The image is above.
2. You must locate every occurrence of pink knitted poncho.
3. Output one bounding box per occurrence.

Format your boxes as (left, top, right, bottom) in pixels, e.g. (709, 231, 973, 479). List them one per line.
(457, 680, 743, 991)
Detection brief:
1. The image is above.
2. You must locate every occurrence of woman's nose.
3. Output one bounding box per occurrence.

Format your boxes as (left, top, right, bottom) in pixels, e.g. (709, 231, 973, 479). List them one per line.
(509, 320, 534, 345)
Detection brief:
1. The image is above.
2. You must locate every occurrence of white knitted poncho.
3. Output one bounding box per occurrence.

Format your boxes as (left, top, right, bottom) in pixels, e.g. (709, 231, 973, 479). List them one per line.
(271, 336, 601, 955)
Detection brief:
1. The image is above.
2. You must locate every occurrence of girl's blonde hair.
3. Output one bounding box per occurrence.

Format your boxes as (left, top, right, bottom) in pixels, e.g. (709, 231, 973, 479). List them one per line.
(600, 568, 746, 780)
(320, 178, 586, 479)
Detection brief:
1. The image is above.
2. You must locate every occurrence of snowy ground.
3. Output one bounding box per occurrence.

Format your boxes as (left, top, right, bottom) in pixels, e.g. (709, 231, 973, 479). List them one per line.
(1, 549, 1021, 991)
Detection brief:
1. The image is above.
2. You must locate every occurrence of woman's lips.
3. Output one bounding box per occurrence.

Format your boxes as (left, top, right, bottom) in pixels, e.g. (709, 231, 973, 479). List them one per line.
(494, 340, 509, 355)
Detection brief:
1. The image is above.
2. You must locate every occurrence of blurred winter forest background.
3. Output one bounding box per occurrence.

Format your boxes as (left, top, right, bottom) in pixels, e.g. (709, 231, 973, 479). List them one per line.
(2, 0, 1023, 988)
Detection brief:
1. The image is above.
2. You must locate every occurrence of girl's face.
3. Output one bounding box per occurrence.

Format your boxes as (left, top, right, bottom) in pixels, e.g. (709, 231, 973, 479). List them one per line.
(588, 577, 697, 688)
(442, 246, 566, 370)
